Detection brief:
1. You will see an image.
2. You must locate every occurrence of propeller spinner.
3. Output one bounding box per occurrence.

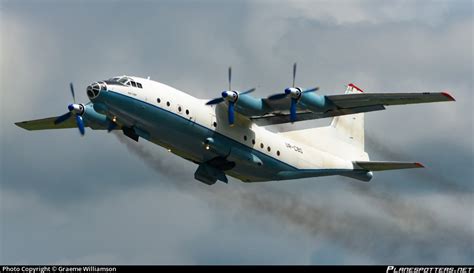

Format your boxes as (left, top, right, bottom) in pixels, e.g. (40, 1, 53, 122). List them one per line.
(267, 63, 319, 122)
(54, 83, 86, 136)
(206, 67, 255, 125)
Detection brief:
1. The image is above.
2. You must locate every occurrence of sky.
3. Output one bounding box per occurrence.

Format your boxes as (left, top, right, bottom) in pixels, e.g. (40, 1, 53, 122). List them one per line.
(1, 0, 473, 265)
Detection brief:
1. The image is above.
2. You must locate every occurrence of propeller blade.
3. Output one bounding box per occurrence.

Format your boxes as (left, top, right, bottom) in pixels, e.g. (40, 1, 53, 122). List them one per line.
(228, 101, 235, 125)
(240, 88, 256, 95)
(75, 115, 85, 136)
(267, 93, 288, 100)
(70, 82, 76, 103)
(54, 112, 72, 124)
(206, 97, 225, 105)
(290, 98, 297, 122)
(292, 62, 297, 87)
(302, 87, 319, 93)
(228, 66, 232, 91)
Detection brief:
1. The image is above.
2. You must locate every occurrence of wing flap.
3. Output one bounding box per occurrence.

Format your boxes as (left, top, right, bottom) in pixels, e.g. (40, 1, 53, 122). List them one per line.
(251, 105, 385, 126)
(327, 92, 454, 108)
(15, 116, 76, 130)
(353, 161, 424, 171)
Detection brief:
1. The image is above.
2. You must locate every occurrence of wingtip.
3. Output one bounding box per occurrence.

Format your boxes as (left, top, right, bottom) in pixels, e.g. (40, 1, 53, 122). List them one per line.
(14, 121, 30, 130)
(415, 162, 425, 168)
(441, 91, 456, 101)
(14, 121, 25, 127)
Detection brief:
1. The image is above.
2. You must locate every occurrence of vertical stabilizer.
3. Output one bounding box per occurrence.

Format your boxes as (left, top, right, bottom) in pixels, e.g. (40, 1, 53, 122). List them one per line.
(330, 83, 365, 150)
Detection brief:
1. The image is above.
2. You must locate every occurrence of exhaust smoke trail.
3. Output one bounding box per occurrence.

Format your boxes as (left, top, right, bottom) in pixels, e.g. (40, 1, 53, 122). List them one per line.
(365, 133, 468, 193)
(114, 131, 473, 262)
(113, 132, 191, 186)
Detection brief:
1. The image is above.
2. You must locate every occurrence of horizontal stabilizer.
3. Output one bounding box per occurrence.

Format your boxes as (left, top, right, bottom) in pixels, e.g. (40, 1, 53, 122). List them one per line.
(327, 92, 455, 108)
(353, 161, 424, 171)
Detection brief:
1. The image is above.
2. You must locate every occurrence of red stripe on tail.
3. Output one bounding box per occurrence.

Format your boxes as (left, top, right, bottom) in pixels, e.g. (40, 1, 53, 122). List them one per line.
(348, 83, 364, 93)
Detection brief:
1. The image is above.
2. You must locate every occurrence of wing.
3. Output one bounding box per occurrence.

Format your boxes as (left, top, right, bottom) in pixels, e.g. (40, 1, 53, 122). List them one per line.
(253, 92, 454, 126)
(15, 116, 76, 130)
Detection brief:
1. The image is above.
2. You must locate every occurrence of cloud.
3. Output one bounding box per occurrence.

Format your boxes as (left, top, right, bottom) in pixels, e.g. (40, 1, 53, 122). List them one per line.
(110, 132, 474, 263)
(1, 0, 473, 265)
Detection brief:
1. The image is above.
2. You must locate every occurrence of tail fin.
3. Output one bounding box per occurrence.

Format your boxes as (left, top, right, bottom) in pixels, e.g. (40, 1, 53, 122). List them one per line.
(330, 83, 365, 150)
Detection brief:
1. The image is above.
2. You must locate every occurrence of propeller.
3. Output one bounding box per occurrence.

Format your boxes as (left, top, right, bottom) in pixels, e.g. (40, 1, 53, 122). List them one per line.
(206, 67, 256, 125)
(54, 82, 86, 136)
(267, 63, 319, 122)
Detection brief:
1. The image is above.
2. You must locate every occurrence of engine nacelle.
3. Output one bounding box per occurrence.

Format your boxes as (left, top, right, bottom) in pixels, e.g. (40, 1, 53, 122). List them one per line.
(299, 92, 334, 113)
(82, 104, 110, 129)
(92, 102, 108, 115)
(234, 95, 268, 116)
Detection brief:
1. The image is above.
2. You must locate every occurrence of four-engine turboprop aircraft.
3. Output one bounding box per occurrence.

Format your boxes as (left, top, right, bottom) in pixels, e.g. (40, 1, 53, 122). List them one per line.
(15, 64, 455, 185)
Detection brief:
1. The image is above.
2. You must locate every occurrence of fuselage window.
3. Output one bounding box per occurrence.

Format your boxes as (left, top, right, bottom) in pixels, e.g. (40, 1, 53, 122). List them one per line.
(157, 98, 161, 103)
(260, 143, 264, 149)
(277, 151, 280, 156)
(185, 109, 189, 115)
(137, 82, 143, 88)
(167, 101, 171, 107)
(267, 146, 271, 152)
(252, 139, 255, 145)
(178, 106, 182, 112)
(243, 135, 247, 141)
(213, 122, 217, 127)
(131, 81, 137, 87)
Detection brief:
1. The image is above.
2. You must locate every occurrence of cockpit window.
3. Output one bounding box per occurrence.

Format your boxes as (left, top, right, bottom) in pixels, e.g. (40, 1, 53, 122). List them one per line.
(106, 76, 141, 88)
(118, 77, 130, 85)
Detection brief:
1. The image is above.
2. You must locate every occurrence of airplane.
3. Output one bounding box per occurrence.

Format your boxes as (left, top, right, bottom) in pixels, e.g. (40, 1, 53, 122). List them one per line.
(15, 64, 455, 185)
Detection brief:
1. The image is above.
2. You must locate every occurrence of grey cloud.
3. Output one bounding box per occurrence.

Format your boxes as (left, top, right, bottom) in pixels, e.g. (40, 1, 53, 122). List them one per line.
(1, 0, 473, 264)
(114, 132, 473, 263)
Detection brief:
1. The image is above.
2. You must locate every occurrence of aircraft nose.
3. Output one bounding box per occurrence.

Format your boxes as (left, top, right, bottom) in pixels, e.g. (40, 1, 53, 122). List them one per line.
(86, 81, 106, 99)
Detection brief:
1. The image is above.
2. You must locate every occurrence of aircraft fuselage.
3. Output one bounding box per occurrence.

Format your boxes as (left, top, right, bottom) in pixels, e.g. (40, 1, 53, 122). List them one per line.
(90, 76, 355, 183)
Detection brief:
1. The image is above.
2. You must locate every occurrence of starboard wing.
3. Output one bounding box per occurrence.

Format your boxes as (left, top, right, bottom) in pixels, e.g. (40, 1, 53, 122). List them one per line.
(253, 91, 454, 126)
